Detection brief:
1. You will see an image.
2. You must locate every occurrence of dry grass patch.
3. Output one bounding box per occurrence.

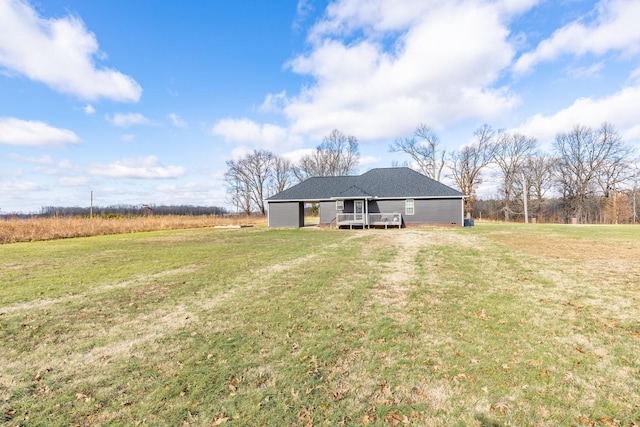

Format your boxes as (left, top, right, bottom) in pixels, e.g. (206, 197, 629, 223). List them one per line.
(0, 215, 262, 244)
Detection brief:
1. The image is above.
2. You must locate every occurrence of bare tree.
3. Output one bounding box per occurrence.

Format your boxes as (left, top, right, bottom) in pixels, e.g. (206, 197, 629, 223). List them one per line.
(553, 123, 631, 223)
(272, 156, 294, 194)
(449, 124, 498, 215)
(593, 130, 636, 223)
(523, 153, 555, 222)
(225, 150, 275, 215)
(493, 132, 537, 221)
(227, 176, 252, 215)
(294, 129, 359, 181)
(389, 124, 445, 181)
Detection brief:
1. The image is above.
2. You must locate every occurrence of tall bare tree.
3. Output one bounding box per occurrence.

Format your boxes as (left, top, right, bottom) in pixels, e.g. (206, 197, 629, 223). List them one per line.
(523, 153, 555, 222)
(553, 123, 631, 223)
(294, 129, 359, 181)
(272, 156, 294, 194)
(593, 131, 636, 223)
(389, 124, 445, 181)
(225, 150, 275, 215)
(493, 132, 537, 221)
(449, 124, 498, 215)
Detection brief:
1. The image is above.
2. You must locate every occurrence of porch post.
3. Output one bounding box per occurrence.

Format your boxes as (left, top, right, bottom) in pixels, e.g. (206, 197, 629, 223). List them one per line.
(365, 199, 369, 228)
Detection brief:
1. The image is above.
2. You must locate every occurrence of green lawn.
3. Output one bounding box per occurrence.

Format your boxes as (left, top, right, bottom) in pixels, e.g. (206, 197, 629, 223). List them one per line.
(1, 224, 639, 426)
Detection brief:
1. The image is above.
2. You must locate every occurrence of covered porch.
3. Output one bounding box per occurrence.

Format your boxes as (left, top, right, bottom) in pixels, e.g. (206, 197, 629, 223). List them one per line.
(331, 195, 402, 229)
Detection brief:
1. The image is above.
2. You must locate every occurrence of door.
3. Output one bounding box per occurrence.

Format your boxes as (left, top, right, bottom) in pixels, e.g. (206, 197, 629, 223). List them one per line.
(354, 200, 364, 221)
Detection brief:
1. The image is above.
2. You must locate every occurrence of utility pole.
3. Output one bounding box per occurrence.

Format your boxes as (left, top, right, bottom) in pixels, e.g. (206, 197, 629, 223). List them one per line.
(90, 191, 93, 219)
(522, 171, 529, 224)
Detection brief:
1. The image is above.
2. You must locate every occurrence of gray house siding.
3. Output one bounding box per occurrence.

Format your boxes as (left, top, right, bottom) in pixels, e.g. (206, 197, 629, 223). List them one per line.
(319, 201, 337, 224)
(414, 198, 463, 225)
(268, 202, 303, 228)
(317, 198, 463, 226)
(372, 199, 462, 225)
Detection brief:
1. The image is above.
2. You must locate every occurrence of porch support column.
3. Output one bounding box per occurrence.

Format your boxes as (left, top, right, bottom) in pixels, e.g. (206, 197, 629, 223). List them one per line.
(365, 199, 369, 228)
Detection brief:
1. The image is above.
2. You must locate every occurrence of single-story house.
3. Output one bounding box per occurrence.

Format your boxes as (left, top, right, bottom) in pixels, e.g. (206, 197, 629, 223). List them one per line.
(266, 167, 465, 228)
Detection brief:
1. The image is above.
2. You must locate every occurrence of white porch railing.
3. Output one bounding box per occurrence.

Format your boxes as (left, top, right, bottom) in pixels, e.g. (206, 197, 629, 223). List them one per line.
(369, 213, 402, 228)
(335, 212, 402, 229)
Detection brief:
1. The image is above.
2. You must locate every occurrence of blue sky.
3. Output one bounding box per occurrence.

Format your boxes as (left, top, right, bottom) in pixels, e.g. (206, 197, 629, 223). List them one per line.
(1, 0, 640, 213)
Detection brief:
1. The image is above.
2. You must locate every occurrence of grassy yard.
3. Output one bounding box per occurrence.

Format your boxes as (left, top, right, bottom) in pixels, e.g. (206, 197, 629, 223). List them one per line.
(1, 223, 639, 426)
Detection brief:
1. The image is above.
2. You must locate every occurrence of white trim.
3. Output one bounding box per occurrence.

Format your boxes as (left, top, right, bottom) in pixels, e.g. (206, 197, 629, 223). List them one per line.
(269, 195, 464, 203)
(405, 199, 415, 215)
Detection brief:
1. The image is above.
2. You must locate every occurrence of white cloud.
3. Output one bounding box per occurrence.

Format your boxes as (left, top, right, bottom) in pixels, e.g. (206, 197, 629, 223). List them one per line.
(59, 176, 91, 187)
(512, 85, 640, 144)
(0, 117, 80, 147)
(10, 154, 53, 164)
(229, 145, 254, 160)
(167, 113, 187, 128)
(309, 0, 538, 40)
(0, 180, 40, 195)
(623, 123, 640, 144)
(566, 62, 605, 80)
(259, 91, 287, 113)
(0, 0, 142, 101)
(152, 182, 227, 207)
(281, 148, 315, 164)
(88, 156, 186, 179)
(58, 159, 72, 168)
(106, 113, 153, 128)
(514, 0, 640, 74)
(212, 118, 302, 151)
(121, 133, 135, 142)
(358, 155, 380, 167)
(280, 0, 523, 141)
(83, 104, 96, 115)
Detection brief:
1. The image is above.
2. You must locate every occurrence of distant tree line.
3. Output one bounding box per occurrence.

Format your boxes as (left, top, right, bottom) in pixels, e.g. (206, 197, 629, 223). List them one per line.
(391, 122, 639, 224)
(1, 204, 228, 219)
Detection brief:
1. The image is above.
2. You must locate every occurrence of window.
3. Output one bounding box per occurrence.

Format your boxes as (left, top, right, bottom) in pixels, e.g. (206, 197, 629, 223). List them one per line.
(336, 200, 344, 211)
(405, 199, 414, 215)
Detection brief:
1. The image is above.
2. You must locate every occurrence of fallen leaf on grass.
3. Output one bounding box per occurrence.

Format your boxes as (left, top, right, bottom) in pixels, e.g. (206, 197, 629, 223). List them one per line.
(492, 401, 509, 413)
(578, 415, 595, 426)
(213, 415, 229, 425)
(385, 410, 410, 426)
(332, 389, 347, 401)
(477, 309, 490, 320)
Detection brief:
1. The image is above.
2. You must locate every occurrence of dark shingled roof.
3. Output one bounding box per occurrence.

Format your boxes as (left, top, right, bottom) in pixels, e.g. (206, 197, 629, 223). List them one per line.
(267, 167, 463, 201)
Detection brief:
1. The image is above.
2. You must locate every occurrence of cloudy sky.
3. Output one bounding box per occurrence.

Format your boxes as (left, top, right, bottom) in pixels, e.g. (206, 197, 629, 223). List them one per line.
(1, 0, 639, 213)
